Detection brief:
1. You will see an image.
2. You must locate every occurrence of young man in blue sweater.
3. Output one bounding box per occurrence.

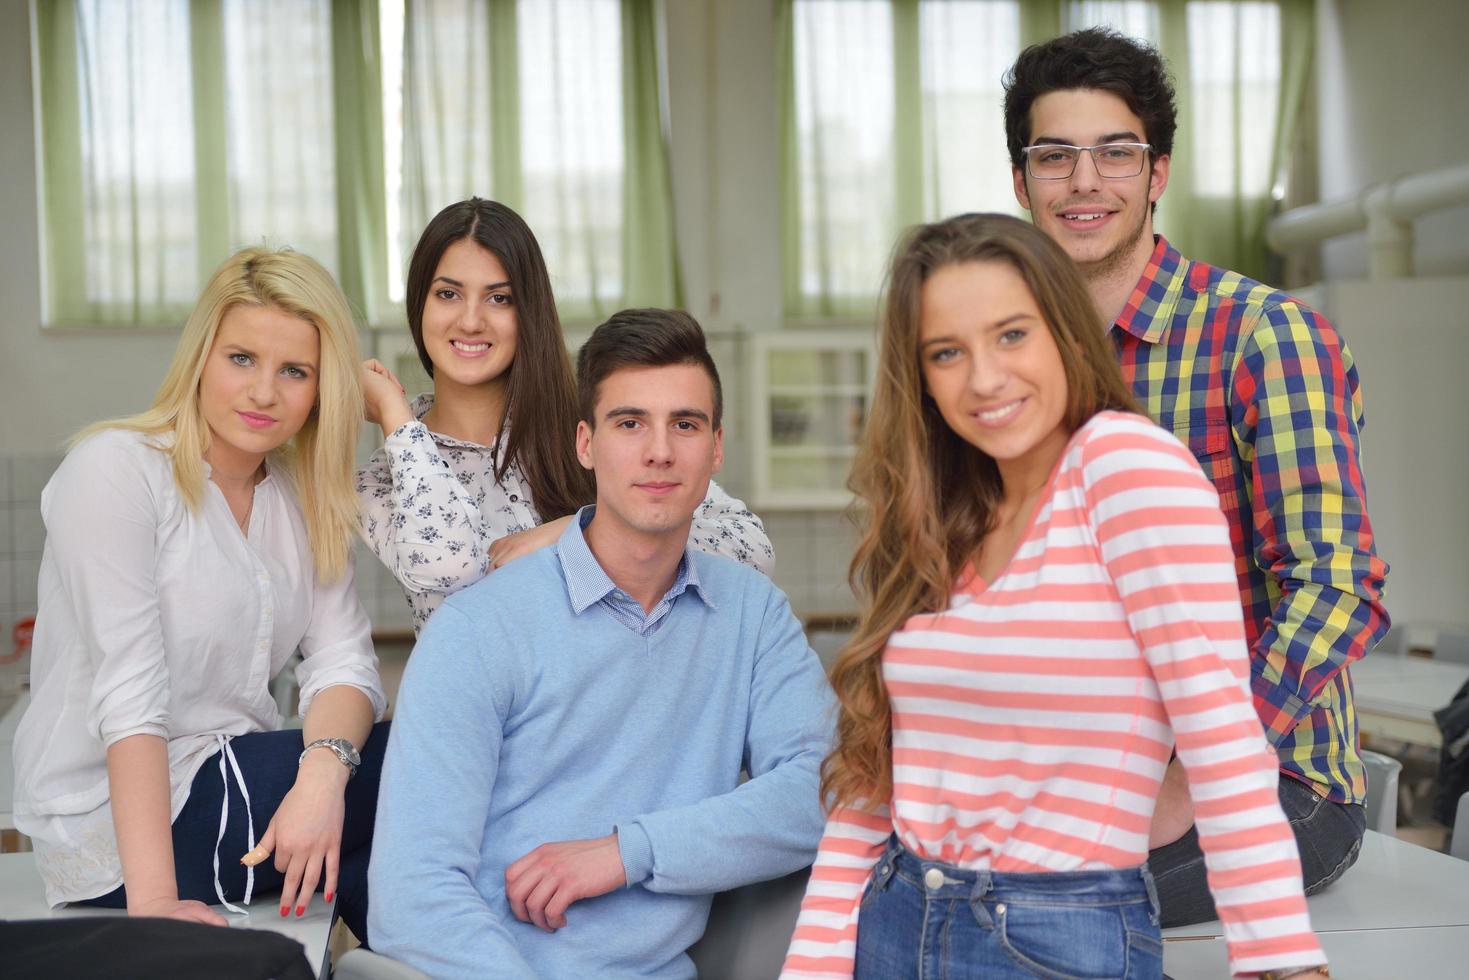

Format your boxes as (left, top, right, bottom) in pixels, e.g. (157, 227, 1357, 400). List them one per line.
(368, 309, 835, 979)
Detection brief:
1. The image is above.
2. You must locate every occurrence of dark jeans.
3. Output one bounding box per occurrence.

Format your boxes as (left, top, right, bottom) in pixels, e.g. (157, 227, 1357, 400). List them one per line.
(1147, 772, 1366, 928)
(79, 723, 390, 944)
(855, 835, 1163, 979)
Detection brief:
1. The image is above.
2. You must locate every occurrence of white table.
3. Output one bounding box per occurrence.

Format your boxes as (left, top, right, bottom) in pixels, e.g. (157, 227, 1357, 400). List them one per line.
(1348, 655, 1469, 748)
(1163, 831, 1469, 977)
(0, 852, 334, 978)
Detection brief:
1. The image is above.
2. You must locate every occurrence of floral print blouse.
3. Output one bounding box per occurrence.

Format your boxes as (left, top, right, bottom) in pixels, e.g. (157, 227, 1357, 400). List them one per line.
(357, 394, 775, 633)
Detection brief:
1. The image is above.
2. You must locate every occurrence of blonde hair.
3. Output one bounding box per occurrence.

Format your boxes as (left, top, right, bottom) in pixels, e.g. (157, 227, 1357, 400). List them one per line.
(823, 213, 1142, 811)
(78, 246, 364, 580)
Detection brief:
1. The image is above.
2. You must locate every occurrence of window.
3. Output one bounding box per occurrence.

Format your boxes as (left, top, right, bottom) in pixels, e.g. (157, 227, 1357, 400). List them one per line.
(785, 0, 1306, 316)
(35, 0, 674, 328)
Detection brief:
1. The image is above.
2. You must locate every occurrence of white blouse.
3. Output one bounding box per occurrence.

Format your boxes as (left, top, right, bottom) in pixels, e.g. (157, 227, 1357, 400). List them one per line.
(357, 393, 776, 632)
(12, 428, 386, 906)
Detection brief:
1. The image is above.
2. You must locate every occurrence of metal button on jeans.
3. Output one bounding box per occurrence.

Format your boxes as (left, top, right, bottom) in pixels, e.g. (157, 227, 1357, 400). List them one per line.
(996, 902, 1007, 915)
(924, 868, 945, 891)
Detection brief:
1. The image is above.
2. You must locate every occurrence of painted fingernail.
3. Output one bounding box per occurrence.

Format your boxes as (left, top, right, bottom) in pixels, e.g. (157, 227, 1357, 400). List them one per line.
(280, 907, 289, 917)
(324, 891, 333, 902)
(295, 905, 305, 917)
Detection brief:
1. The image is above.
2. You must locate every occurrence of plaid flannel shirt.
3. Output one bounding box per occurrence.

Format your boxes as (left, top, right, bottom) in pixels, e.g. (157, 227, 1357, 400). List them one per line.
(1114, 237, 1390, 804)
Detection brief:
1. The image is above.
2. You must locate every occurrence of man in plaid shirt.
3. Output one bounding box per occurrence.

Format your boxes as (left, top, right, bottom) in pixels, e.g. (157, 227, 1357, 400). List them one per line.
(1003, 29, 1390, 929)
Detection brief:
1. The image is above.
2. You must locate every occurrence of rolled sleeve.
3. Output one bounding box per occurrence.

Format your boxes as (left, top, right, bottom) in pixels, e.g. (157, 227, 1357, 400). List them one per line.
(42, 432, 175, 746)
(1230, 302, 1390, 742)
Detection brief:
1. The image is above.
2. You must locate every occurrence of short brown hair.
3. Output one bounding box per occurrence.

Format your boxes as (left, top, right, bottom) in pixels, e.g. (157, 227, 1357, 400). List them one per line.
(576, 309, 723, 428)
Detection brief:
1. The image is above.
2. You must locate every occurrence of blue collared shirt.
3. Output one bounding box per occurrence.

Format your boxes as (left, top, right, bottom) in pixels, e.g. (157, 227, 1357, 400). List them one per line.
(557, 505, 714, 638)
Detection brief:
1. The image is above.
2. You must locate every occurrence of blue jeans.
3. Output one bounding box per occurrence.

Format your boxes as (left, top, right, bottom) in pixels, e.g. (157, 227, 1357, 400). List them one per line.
(79, 723, 390, 944)
(1147, 772, 1365, 928)
(854, 836, 1163, 980)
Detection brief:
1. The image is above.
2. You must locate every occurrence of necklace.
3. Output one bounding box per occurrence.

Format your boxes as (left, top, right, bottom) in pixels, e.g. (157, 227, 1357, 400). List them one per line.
(237, 491, 255, 534)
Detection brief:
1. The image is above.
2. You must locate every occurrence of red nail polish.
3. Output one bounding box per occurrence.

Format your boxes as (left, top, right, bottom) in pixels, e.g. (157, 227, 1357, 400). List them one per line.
(280, 907, 288, 917)
(295, 905, 304, 917)
(324, 891, 333, 902)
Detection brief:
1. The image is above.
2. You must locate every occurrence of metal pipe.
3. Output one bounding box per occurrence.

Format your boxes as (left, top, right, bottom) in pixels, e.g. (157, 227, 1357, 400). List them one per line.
(1266, 162, 1469, 275)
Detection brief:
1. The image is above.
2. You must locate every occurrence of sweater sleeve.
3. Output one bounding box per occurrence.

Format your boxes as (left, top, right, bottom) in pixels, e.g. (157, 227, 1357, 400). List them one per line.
(617, 584, 831, 892)
(688, 479, 775, 575)
(780, 804, 893, 979)
(367, 603, 537, 979)
(1080, 417, 1325, 978)
(355, 420, 490, 596)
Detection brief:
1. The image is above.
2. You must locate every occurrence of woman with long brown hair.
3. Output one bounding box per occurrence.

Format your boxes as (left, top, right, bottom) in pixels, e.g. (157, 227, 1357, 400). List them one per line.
(781, 214, 1326, 979)
(357, 199, 772, 632)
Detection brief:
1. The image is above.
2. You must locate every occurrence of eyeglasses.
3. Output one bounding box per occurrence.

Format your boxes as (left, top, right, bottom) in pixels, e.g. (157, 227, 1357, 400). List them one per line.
(1020, 142, 1152, 180)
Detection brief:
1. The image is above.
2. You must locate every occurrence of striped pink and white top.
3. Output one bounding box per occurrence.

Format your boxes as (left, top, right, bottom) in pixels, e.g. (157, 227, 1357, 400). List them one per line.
(783, 412, 1324, 979)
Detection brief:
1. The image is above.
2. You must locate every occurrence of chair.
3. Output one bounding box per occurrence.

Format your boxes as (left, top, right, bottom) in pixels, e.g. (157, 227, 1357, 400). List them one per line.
(687, 867, 810, 980)
(1434, 630, 1469, 666)
(1453, 792, 1469, 862)
(1360, 749, 1403, 835)
(1375, 624, 1405, 656)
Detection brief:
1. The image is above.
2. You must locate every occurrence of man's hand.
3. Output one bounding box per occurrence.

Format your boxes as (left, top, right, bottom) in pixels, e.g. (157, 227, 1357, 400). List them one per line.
(1148, 757, 1195, 849)
(505, 833, 626, 932)
(488, 516, 573, 570)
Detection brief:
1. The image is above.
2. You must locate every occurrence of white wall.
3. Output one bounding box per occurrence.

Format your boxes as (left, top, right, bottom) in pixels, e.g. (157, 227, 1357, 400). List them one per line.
(1316, 0, 1469, 279)
(1311, 279, 1469, 636)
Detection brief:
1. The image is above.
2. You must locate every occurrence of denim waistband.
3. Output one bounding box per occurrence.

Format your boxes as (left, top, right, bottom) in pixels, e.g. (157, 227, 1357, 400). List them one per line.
(875, 835, 1159, 912)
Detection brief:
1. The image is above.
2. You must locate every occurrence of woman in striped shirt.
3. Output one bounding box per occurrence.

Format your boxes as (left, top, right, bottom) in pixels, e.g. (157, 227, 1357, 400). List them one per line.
(782, 214, 1327, 980)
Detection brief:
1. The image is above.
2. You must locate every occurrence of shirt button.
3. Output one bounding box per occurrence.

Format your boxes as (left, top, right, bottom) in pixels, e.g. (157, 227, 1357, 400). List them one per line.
(923, 868, 944, 891)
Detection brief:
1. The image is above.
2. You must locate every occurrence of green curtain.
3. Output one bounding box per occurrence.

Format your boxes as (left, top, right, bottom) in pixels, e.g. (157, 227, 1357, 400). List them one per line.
(620, 0, 681, 308)
(37, 0, 676, 327)
(780, 0, 1317, 318)
(331, 0, 389, 323)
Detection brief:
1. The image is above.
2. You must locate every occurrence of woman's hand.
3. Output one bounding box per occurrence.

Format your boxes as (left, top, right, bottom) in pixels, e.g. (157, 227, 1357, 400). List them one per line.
(130, 895, 228, 926)
(361, 359, 414, 435)
(488, 515, 574, 569)
(250, 753, 349, 917)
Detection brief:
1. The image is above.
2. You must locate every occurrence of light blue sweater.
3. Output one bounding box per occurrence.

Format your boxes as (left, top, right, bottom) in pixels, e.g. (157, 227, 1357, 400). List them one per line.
(368, 516, 835, 979)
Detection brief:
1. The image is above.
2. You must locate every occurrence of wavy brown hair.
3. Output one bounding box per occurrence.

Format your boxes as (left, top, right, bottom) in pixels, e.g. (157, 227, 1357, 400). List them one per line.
(822, 213, 1142, 811)
(405, 198, 595, 520)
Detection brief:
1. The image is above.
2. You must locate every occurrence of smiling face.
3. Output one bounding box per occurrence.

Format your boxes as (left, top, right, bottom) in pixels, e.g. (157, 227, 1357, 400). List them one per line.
(198, 303, 321, 474)
(1012, 88, 1169, 282)
(575, 363, 724, 543)
(420, 237, 519, 393)
(919, 260, 1071, 489)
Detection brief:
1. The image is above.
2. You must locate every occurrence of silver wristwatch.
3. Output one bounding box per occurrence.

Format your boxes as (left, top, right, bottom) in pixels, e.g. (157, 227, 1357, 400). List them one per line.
(299, 737, 361, 778)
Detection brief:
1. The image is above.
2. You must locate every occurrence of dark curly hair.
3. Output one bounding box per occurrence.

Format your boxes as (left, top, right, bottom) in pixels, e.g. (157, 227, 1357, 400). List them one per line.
(1002, 28, 1177, 170)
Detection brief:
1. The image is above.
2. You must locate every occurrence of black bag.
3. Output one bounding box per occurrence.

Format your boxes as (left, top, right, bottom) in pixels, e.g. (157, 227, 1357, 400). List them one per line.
(0, 915, 316, 980)
(1432, 677, 1469, 828)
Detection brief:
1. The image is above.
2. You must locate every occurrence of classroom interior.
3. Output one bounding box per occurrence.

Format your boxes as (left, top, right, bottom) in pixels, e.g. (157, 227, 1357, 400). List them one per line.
(1, 0, 1467, 977)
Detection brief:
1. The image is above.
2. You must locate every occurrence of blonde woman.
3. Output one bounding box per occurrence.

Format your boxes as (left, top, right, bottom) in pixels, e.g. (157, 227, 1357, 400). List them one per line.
(12, 247, 388, 943)
(782, 215, 1326, 979)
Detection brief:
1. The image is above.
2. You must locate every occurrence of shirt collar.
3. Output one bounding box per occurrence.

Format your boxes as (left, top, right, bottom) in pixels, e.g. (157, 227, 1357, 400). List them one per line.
(1112, 236, 1188, 345)
(555, 505, 713, 614)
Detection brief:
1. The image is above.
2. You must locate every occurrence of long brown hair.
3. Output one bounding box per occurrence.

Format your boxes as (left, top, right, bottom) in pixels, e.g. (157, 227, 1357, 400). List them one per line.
(405, 198, 595, 519)
(823, 213, 1141, 811)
